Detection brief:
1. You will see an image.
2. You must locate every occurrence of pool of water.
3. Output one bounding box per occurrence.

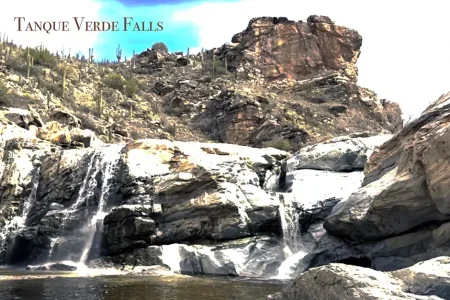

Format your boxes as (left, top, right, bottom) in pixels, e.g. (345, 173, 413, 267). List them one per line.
(0, 271, 287, 300)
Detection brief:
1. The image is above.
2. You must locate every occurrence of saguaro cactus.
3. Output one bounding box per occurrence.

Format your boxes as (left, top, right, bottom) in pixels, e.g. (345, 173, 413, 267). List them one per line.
(201, 47, 204, 72)
(116, 44, 122, 63)
(225, 57, 228, 75)
(212, 51, 215, 78)
(89, 48, 94, 64)
(61, 65, 67, 98)
(98, 90, 103, 117)
(129, 104, 133, 119)
(47, 92, 51, 108)
(26, 49, 31, 78)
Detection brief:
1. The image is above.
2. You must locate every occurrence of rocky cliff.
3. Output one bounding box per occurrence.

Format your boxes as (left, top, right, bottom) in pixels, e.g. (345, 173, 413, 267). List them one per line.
(0, 15, 402, 154)
(268, 91, 450, 299)
(0, 108, 391, 277)
(226, 16, 361, 81)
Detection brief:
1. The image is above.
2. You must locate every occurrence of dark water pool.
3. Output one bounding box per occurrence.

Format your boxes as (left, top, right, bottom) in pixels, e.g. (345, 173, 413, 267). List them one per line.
(0, 272, 287, 300)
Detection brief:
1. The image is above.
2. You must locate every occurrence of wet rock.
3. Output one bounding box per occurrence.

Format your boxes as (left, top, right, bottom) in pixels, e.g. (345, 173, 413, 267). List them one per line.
(103, 205, 156, 255)
(26, 262, 77, 271)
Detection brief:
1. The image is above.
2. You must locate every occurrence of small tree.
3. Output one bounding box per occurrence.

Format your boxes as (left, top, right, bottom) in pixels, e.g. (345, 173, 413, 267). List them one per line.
(151, 42, 168, 53)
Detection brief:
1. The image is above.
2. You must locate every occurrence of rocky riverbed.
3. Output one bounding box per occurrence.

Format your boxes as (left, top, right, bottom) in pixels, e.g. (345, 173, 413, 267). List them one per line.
(267, 92, 450, 299)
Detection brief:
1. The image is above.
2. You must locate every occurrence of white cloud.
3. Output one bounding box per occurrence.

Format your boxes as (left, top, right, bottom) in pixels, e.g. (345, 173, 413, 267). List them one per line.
(0, 0, 102, 57)
(172, 0, 450, 119)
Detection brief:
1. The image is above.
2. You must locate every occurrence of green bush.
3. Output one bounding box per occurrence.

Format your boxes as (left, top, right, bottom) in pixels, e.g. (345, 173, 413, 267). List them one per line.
(22, 48, 57, 69)
(151, 42, 169, 53)
(0, 80, 10, 105)
(103, 73, 125, 90)
(103, 73, 139, 97)
(125, 77, 138, 97)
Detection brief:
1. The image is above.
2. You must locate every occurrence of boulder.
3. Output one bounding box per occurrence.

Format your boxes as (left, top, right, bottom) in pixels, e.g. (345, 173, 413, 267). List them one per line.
(268, 256, 450, 300)
(227, 16, 361, 81)
(324, 92, 450, 241)
(284, 134, 392, 172)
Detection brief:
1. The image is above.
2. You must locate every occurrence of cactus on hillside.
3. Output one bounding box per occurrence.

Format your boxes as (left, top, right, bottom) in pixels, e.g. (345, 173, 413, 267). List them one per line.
(26, 49, 31, 78)
(62, 65, 67, 97)
(212, 51, 215, 78)
(225, 56, 228, 75)
(46, 92, 51, 109)
(116, 44, 122, 63)
(89, 48, 94, 64)
(98, 90, 103, 117)
(201, 47, 204, 72)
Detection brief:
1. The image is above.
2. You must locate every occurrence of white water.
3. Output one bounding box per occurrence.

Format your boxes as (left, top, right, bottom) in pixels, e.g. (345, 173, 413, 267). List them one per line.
(0, 167, 40, 258)
(46, 144, 124, 272)
(273, 194, 308, 279)
(160, 244, 183, 273)
(48, 149, 101, 259)
(78, 144, 124, 265)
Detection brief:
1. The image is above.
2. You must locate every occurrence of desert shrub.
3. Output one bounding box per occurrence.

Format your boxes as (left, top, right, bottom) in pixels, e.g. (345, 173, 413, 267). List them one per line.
(202, 58, 228, 76)
(124, 77, 138, 97)
(164, 123, 177, 136)
(41, 81, 64, 98)
(0, 80, 10, 106)
(151, 42, 169, 53)
(103, 73, 139, 97)
(262, 139, 293, 151)
(103, 73, 125, 90)
(21, 48, 57, 69)
(0, 82, 33, 108)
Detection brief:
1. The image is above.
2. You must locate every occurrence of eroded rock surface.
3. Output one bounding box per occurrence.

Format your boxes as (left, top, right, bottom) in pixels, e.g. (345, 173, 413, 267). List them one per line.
(325, 92, 450, 242)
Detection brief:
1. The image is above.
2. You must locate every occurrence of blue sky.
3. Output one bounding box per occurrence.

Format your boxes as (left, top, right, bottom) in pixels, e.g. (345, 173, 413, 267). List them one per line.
(93, 0, 205, 61)
(2, 0, 450, 119)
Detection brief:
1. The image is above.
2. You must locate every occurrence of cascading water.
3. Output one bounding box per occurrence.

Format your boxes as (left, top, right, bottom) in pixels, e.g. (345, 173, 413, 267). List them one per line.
(46, 144, 124, 271)
(273, 194, 308, 279)
(78, 144, 124, 267)
(0, 166, 40, 263)
(48, 148, 101, 259)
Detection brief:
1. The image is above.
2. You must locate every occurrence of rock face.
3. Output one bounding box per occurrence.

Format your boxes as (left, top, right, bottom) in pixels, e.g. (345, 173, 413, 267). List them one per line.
(324, 91, 450, 242)
(198, 15, 403, 148)
(268, 256, 450, 300)
(0, 121, 294, 276)
(282, 92, 450, 283)
(0, 111, 394, 278)
(228, 16, 361, 81)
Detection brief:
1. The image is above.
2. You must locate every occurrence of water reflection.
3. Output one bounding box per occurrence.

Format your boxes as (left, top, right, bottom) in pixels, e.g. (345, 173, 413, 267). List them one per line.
(0, 275, 287, 300)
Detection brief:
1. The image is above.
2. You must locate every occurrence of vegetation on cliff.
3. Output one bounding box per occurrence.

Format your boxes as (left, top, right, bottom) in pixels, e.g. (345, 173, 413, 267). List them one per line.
(0, 16, 403, 152)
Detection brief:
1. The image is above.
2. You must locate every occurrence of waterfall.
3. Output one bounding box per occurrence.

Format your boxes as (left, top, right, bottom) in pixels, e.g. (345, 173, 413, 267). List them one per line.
(47, 144, 124, 267)
(78, 144, 124, 266)
(273, 194, 308, 279)
(0, 166, 40, 263)
(48, 148, 101, 260)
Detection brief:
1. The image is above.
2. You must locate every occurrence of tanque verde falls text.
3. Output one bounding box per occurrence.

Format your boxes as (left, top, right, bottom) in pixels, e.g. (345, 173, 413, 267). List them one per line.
(14, 17, 164, 33)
